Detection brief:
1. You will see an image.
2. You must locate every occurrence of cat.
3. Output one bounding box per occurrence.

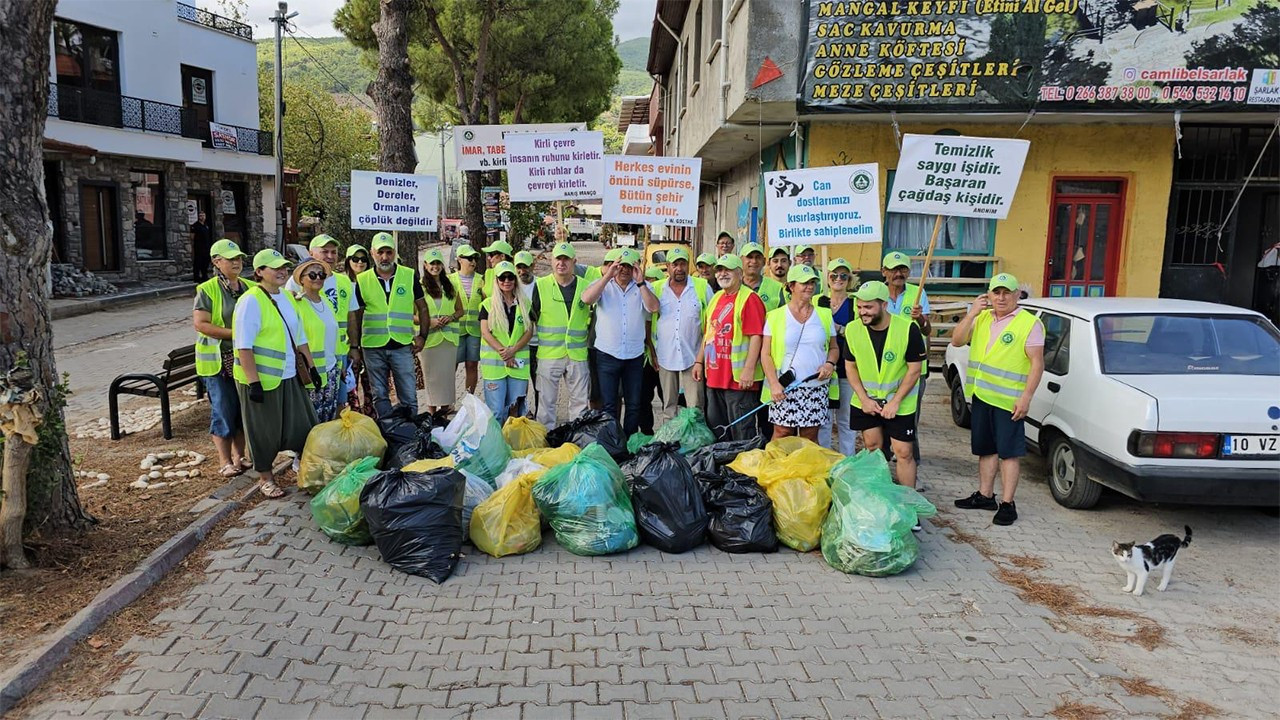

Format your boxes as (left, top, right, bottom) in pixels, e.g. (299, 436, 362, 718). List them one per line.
(1112, 526, 1192, 596)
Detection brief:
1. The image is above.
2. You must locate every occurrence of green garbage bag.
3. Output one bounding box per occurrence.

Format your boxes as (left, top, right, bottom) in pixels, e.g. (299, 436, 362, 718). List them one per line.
(821, 450, 936, 576)
(310, 456, 381, 545)
(531, 443, 638, 556)
(626, 432, 653, 454)
(651, 407, 716, 453)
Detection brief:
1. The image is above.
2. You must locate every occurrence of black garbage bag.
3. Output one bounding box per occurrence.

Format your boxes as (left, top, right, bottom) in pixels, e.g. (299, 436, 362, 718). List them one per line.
(389, 432, 449, 468)
(359, 467, 466, 583)
(623, 442, 707, 553)
(697, 468, 778, 553)
(687, 435, 766, 474)
(380, 407, 449, 468)
(377, 407, 418, 466)
(547, 409, 627, 460)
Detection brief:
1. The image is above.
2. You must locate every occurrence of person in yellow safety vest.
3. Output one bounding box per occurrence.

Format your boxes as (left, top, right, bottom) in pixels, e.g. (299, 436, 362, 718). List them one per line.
(286, 234, 362, 389)
(529, 242, 592, 427)
(419, 247, 465, 415)
(694, 252, 719, 292)
(760, 265, 840, 443)
(481, 238, 513, 289)
(290, 258, 343, 422)
(232, 249, 320, 499)
(513, 250, 540, 417)
(880, 250, 933, 465)
(192, 238, 256, 479)
(792, 244, 823, 293)
(767, 246, 792, 300)
(450, 245, 485, 395)
(739, 242, 787, 313)
(951, 273, 1046, 527)
(694, 254, 767, 442)
(354, 232, 430, 419)
(582, 247, 660, 436)
(844, 281, 928, 498)
(648, 246, 711, 425)
(814, 257, 858, 456)
(478, 261, 534, 420)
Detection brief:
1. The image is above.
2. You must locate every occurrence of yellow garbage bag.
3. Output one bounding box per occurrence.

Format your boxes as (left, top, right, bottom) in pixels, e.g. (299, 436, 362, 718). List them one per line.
(402, 456, 455, 473)
(298, 410, 387, 493)
(470, 471, 543, 557)
(503, 416, 549, 451)
(727, 449, 767, 478)
(727, 437, 840, 552)
(514, 443, 580, 467)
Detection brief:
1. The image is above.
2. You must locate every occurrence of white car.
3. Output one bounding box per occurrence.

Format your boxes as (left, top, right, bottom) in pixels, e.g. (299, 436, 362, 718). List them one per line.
(944, 298, 1280, 509)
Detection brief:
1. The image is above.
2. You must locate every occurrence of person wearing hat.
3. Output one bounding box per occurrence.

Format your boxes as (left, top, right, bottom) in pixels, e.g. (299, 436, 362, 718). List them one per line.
(482, 238, 514, 289)
(514, 250, 538, 299)
(792, 244, 823, 293)
(291, 258, 343, 422)
(767, 246, 793, 292)
(287, 234, 361, 392)
(843, 280, 928, 502)
(694, 252, 719, 290)
(478, 261, 535, 419)
(513, 250, 539, 415)
(193, 239, 256, 478)
(951, 273, 1045, 526)
(419, 247, 465, 414)
(648, 247, 711, 425)
(695, 254, 767, 442)
(582, 247, 659, 435)
(529, 242, 592, 426)
(232, 249, 320, 498)
(450, 244, 486, 395)
(740, 242, 786, 312)
(815, 258, 858, 455)
(715, 231, 736, 258)
(353, 232, 430, 419)
(759, 264, 840, 442)
(881, 250, 933, 464)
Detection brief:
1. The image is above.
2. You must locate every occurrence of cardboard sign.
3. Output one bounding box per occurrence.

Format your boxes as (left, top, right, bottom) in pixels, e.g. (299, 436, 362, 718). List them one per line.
(349, 170, 439, 232)
(887, 134, 1030, 219)
(504, 131, 604, 202)
(763, 164, 883, 246)
(601, 156, 701, 227)
(209, 121, 238, 151)
(454, 122, 588, 171)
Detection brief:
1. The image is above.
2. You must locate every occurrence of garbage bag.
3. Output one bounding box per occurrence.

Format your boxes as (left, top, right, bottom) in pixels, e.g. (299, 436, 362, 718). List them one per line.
(360, 467, 466, 583)
(460, 469, 494, 533)
(503, 416, 548, 451)
(729, 437, 839, 552)
(622, 442, 707, 553)
(402, 456, 454, 473)
(376, 406, 419, 466)
(687, 435, 765, 474)
(821, 450, 936, 576)
(469, 471, 543, 557)
(546, 410, 627, 460)
(698, 468, 778, 553)
(309, 456, 381, 545)
(495, 457, 547, 488)
(531, 443, 638, 556)
(432, 394, 511, 483)
(828, 451, 939, 519)
(651, 407, 716, 454)
(514, 443, 580, 467)
(298, 410, 388, 492)
(626, 432, 653, 454)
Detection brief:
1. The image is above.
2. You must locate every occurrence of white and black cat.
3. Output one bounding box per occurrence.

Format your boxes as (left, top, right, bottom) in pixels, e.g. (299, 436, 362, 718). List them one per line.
(1112, 526, 1192, 596)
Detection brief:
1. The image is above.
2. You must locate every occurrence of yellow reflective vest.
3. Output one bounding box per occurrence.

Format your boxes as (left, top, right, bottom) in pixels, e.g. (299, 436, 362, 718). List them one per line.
(357, 266, 417, 347)
(965, 309, 1040, 413)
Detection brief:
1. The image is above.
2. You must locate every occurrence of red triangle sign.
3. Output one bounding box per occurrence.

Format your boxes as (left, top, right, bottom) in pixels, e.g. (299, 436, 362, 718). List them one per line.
(752, 57, 783, 89)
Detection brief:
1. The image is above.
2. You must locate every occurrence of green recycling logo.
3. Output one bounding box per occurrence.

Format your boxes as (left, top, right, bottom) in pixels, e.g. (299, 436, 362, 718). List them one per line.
(849, 170, 873, 194)
(884, 350, 897, 363)
(395, 287, 407, 296)
(1000, 331, 1015, 345)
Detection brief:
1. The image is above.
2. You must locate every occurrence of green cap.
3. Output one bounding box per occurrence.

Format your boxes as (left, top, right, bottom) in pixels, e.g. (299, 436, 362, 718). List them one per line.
(345, 244, 368, 259)
(209, 238, 247, 260)
(827, 258, 853, 273)
(740, 242, 766, 258)
(371, 232, 395, 251)
(717, 231, 735, 242)
(853, 280, 891, 302)
(514, 250, 535, 267)
(482, 239, 513, 256)
(456, 244, 478, 258)
(618, 248, 641, 266)
(309, 234, 339, 250)
(989, 272, 1019, 291)
(551, 242, 576, 259)
(646, 266, 665, 281)
(787, 264, 819, 285)
(714, 254, 743, 271)
(422, 248, 445, 265)
(604, 248, 624, 263)
(491, 261, 518, 278)
(882, 250, 912, 269)
(695, 252, 717, 266)
(793, 244, 815, 257)
(252, 249, 291, 270)
(770, 245, 790, 258)
(666, 246, 690, 263)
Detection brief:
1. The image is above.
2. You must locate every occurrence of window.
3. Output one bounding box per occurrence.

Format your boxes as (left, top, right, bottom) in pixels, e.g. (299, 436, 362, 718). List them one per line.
(1096, 314, 1280, 376)
(132, 171, 166, 260)
(54, 18, 120, 93)
(884, 170, 995, 280)
(1040, 312, 1071, 375)
(681, 44, 690, 105)
(693, 4, 703, 69)
(708, 0, 723, 54)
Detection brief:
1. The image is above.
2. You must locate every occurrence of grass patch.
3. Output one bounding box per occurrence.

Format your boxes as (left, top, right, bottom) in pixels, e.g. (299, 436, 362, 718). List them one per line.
(1050, 699, 1112, 720)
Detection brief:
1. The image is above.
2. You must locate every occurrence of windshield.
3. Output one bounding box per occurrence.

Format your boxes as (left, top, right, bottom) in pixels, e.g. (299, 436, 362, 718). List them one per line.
(1095, 314, 1280, 376)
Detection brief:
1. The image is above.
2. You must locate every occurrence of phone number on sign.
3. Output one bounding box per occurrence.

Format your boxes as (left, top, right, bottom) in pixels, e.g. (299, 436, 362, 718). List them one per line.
(1039, 85, 1248, 103)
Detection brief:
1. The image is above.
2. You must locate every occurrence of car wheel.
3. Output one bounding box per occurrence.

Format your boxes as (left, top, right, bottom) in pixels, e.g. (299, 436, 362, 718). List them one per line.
(1047, 435, 1102, 509)
(950, 376, 971, 429)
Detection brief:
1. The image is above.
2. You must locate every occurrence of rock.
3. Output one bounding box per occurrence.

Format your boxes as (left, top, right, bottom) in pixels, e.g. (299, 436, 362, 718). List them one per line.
(157, 452, 175, 460)
(97, 473, 110, 482)
(163, 471, 175, 478)
(149, 471, 161, 479)
(148, 482, 168, 490)
(130, 479, 150, 490)
(190, 469, 200, 478)
(175, 470, 190, 478)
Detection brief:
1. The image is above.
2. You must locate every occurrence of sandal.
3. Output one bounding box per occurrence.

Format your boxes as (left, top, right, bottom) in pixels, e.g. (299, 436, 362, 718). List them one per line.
(219, 463, 241, 478)
(237, 456, 253, 469)
(258, 480, 286, 499)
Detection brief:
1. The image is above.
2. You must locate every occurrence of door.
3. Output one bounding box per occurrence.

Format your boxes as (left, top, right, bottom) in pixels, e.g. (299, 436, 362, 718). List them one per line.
(181, 65, 214, 146)
(1045, 179, 1125, 298)
(1027, 310, 1073, 447)
(80, 183, 120, 272)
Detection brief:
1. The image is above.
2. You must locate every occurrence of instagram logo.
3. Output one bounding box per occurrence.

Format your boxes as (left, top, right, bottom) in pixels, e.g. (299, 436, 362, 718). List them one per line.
(1123, 67, 1137, 81)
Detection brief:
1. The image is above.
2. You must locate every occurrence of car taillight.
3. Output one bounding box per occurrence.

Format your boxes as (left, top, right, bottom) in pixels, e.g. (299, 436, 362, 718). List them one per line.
(1129, 431, 1220, 459)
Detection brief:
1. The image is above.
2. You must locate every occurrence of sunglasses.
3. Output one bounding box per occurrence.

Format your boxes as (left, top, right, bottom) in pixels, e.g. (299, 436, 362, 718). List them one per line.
(349, 256, 369, 264)
(497, 274, 517, 282)
(303, 271, 326, 280)
(830, 273, 851, 280)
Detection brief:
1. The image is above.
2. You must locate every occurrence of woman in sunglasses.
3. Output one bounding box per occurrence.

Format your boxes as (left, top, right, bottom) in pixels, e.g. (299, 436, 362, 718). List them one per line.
(292, 258, 342, 422)
(478, 261, 533, 419)
(816, 258, 858, 455)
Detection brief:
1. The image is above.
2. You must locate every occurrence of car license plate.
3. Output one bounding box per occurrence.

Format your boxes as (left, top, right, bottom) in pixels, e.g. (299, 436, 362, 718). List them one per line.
(1222, 434, 1280, 457)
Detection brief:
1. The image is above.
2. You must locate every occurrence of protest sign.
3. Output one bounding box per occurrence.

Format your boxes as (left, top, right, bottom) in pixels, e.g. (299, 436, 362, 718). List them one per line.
(504, 131, 604, 202)
(763, 164, 882, 247)
(350, 170, 439, 232)
(601, 156, 701, 226)
(454, 122, 588, 171)
(887, 134, 1029, 219)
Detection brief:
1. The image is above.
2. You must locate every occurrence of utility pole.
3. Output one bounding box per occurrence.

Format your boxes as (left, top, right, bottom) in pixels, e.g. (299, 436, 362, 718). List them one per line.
(270, 2, 297, 251)
(439, 125, 451, 222)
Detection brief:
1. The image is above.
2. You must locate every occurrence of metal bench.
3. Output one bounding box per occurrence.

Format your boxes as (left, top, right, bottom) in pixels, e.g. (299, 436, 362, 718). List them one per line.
(108, 345, 206, 440)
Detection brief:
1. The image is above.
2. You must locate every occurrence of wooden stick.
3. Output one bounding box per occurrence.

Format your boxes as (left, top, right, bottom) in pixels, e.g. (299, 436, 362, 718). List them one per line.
(914, 214, 944, 311)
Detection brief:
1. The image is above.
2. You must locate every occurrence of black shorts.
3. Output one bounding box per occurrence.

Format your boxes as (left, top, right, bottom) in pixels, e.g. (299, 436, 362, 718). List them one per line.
(970, 395, 1027, 459)
(848, 405, 917, 443)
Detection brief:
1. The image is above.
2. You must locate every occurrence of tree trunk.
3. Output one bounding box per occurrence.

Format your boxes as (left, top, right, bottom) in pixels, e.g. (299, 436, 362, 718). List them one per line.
(0, 0, 90, 569)
(371, 0, 417, 262)
(465, 171, 484, 253)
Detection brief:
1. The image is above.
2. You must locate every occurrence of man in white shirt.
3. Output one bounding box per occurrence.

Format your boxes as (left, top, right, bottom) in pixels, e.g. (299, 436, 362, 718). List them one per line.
(582, 247, 659, 434)
(650, 246, 709, 423)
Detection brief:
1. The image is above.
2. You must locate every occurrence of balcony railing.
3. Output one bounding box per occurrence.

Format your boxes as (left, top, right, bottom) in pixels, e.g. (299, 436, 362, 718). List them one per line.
(48, 83, 272, 156)
(176, 2, 253, 40)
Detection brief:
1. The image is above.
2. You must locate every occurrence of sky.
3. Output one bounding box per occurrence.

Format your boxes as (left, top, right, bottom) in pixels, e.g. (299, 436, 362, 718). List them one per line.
(238, 0, 656, 42)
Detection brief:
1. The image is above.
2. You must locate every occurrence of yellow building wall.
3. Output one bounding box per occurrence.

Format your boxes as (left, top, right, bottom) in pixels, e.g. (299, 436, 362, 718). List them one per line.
(803, 122, 1175, 297)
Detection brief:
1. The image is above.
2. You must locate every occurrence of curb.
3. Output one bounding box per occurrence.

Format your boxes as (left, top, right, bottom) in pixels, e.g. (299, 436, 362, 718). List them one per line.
(51, 283, 196, 321)
(0, 474, 258, 715)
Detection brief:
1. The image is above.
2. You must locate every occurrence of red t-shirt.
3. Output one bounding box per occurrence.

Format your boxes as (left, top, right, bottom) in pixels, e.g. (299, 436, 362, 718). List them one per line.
(705, 291, 766, 390)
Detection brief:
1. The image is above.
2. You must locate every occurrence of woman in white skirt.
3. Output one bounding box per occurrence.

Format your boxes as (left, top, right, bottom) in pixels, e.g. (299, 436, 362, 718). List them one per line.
(419, 247, 465, 414)
(759, 265, 840, 443)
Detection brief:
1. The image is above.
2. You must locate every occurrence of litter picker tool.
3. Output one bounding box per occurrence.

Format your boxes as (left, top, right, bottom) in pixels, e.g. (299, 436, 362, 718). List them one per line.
(713, 372, 821, 436)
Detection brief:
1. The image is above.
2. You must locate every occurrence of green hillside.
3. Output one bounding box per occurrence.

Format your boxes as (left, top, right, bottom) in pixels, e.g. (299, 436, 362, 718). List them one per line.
(256, 37, 374, 97)
(615, 36, 651, 96)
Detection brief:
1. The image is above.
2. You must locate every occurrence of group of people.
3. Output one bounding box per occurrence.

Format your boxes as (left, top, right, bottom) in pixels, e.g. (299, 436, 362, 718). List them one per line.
(192, 230, 1044, 526)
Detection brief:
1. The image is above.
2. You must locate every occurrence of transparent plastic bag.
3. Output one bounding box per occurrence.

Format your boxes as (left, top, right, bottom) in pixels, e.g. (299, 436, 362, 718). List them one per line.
(626, 432, 654, 454)
(310, 456, 381, 545)
(651, 407, 716, 454)
(470, 471, 543, 557)
(821, 450, 937, 576)
(495, 457, 547, 488)
(460, 469, 494, 533)
(432, 394, 511, 484)
(502, 416, 549, 452)
(531, 443, 638, 556)
(298, 409, 387, 493)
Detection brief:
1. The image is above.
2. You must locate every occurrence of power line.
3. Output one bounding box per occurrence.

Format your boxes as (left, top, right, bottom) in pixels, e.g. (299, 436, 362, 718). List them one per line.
(282, 27, 378, 114)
